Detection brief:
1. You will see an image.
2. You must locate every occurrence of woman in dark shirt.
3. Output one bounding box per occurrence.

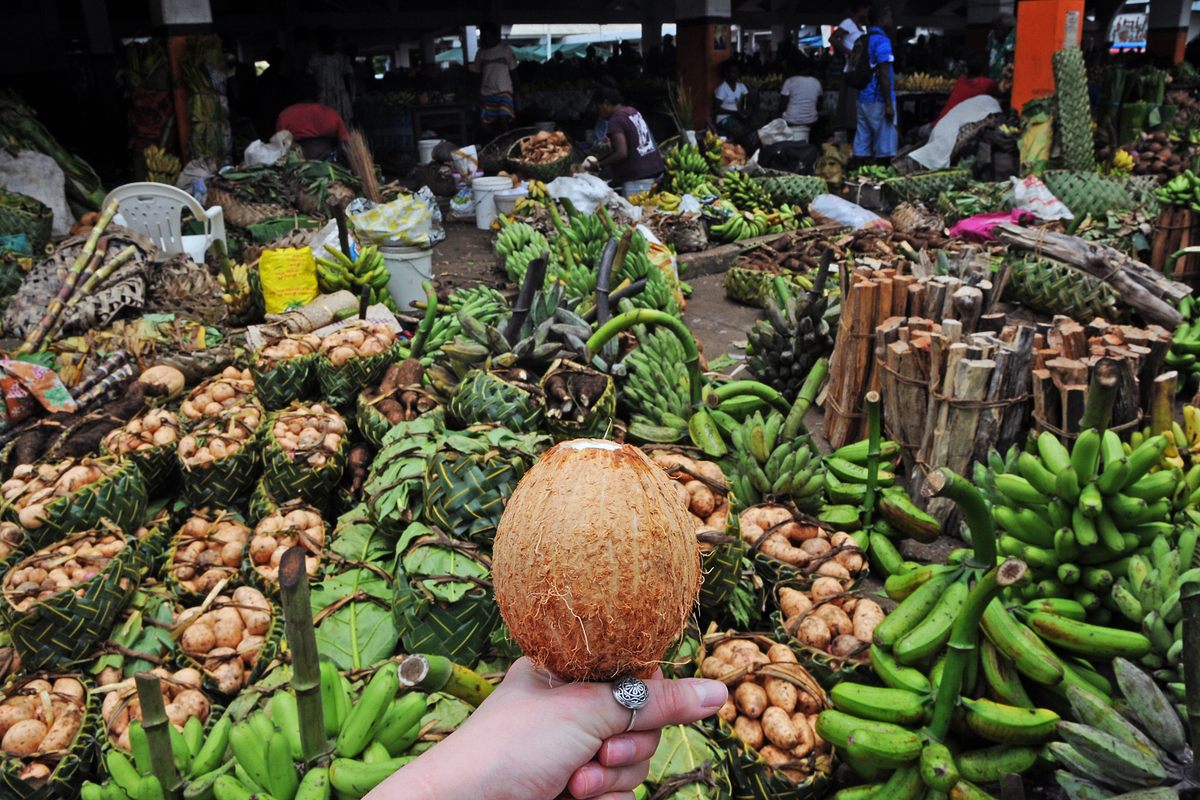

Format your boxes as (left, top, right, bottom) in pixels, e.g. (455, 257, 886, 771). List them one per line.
(589, 86, 664, 195)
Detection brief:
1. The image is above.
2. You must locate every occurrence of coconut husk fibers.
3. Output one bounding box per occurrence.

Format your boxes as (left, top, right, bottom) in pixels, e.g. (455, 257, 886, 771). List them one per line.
(492, 439, 701, 681)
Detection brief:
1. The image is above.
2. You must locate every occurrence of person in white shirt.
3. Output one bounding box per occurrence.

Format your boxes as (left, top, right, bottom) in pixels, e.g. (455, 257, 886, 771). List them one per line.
(714, 60, 752, 146)
(778, 55, 822, 142)
(831, 2, 870, 143)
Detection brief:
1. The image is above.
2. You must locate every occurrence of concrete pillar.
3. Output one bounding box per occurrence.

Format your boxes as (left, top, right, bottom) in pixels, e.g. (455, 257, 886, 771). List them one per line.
(421, 34, 437, 68)
(677, 0, 732, 129)
(1148, 0, 1190, 63)
(643, 11, 664, 56)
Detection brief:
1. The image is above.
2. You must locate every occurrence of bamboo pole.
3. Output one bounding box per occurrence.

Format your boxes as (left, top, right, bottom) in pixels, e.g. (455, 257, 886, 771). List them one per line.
(17, 199, 118, 353)
(862, 391, 882, 528)
(397, 654, 494, 707)
(134, 673, 182, 799)
(279, 547, 326, 762)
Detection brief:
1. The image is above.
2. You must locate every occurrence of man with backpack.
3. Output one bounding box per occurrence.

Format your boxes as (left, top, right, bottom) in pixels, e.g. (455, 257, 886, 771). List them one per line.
(850, 6, 897, 163)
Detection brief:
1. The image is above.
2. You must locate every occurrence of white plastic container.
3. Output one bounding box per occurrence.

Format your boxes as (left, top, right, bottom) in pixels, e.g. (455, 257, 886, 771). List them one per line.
(494, 189, 527, 216)
(417, 139, 440, 165)
(472, 176, 516, 230)
(621, 178, 656, 198)
(379, 244, 435, 312)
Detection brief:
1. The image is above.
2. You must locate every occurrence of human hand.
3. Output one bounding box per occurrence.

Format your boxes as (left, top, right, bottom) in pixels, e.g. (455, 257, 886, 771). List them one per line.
(367, 657, 729, 800)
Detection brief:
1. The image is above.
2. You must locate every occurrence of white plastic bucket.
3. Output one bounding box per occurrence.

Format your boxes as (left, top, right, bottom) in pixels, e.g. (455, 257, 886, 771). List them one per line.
(472, 176, 516, 230)
(379, 245, 434, 312)
(684, 130, 699, 146)
(621, 178, 656, 198)
(417, 139, 440, 165)
(494, 190, 527, 216)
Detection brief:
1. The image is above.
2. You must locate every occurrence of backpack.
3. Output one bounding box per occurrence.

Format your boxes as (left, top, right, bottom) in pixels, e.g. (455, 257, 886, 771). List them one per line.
(845, 32, 877, 91)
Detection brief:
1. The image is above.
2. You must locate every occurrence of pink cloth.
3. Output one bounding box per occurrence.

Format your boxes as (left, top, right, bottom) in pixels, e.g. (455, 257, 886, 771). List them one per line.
(950, 209, 1032, 242)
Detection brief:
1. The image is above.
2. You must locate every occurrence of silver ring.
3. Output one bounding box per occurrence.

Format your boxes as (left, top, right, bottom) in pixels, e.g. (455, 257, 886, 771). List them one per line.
(613, 675, 648, 733)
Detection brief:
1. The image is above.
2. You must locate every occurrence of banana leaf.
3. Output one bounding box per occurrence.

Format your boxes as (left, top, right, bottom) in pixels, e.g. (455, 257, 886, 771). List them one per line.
(392, 521, 498, 663)
(406, 692, 474, 756)
(311, 505, 396, 670)
(363, 414, 444, 538)
(88, 589, 179, 681)
(644, 724, 732, 800)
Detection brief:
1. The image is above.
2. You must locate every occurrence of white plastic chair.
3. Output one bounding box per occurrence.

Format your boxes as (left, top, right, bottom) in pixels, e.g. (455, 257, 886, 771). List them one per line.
(102, 182, 227, 263)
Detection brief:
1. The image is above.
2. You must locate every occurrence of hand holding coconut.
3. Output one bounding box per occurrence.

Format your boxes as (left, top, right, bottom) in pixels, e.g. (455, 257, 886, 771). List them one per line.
(369, 440, 727, 800)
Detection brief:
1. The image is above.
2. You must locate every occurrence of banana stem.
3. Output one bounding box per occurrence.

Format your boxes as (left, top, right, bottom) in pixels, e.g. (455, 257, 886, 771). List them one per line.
(503, 255, 548, 346)
(710, 380, 790, 413)
(134, 674, 182, 799)
(924, 467, 996, 569)
(409, 281, 438, 358)
(1182, 581, 1200, 784)
(782, 358, 829, 438)
(863, 391, 882, 527)
(586, 309, 703, 407)
(1078, 357, 1119, 431)
(928, 558, 1029, 741)
(397, 655, 494, 708)
(279, 547, 327, 761)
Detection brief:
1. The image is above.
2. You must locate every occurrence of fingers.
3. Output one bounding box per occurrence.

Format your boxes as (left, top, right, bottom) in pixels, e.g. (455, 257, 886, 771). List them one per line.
(568, 760, 651, 798)
(598, 730, 660, 767)
(557, 675, 727, 740)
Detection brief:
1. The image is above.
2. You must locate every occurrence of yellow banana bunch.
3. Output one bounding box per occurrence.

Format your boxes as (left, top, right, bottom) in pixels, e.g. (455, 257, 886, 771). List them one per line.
(144, 145, 181, 185)
(1112, 149, 1134, 174)
(219, 261, 252, 316)
(896, 72, 956, 93)
(527, 179, 550, 201)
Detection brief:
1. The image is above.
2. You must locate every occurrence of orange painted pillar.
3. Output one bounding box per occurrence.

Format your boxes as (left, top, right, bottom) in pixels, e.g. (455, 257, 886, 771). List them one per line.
(1010, 0, 1084, 113)
(676, 0, 733, 130)
(1147, 0, 1190, 64)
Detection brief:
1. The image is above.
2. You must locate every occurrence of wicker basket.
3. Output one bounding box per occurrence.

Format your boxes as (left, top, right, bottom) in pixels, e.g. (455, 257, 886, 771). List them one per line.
(208, 185, 297, 229)
(0, 192, 52, 255)
(480, 127, 542, 175)
(506, 138, 577, 181)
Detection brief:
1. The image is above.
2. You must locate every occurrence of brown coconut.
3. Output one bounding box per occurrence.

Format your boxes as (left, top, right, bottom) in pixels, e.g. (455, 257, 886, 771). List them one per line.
(492, 439, 701, 681)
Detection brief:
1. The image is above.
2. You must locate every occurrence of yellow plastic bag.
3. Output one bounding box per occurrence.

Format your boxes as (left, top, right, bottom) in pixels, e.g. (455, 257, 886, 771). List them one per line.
(259, 247, 319, 314)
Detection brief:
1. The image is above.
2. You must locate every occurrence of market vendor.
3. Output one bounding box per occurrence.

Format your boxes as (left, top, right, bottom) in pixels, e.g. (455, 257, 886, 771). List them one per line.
(275, 81, 350, 160)
(586, 86, 665, 197)
(933, 53, 997, 127)
(714, 61, 753, 148)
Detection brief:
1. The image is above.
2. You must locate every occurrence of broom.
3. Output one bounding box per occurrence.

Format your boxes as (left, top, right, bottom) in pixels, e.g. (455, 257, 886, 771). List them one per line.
(345, 129, 382, 203)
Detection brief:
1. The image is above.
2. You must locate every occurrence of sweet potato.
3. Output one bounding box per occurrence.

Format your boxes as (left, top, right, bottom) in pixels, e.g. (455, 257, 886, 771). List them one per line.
(796, 616, 831, 650)
(790, 712, 815, 757)
(764, 677, 797, 713)
(762, 706, 799, 749)
(778, 587, 813, 620)
(809, 577, 845, 604)
(767, 643, 797, 664)
(796, 691, 821, 716)
(852, 598, 885, 641)
(2, 718, 46, 756)
(38, 705, 80, 752)
(701, 656, 730, 679)
(830, 634, 867, 658)
(734, 682, 768, 719)
(813, 604, 854, 637)
(759, 744, 792, 767)
(718, 697, 738, 723)
(733, 715, 764, 749)
(817, 560, 852, 580)
(835, 550, 866, 574)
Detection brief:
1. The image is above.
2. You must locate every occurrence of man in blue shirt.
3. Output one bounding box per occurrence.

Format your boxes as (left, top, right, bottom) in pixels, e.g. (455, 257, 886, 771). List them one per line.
(855, 6, 897, 162)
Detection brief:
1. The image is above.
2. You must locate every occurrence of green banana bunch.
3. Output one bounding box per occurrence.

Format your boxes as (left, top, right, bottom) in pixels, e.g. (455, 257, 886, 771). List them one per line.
(1110, 521, 1200, 702)
(984, 428, 1175, 621)
(722, 409, 825, 511)
(720, 170, 774, 212)
(1052, 657, 1195, 798)
(495, 220, 549, 284)
(703, 130, 724, 170)
(1154, 168, 1200, 210)
(417, 286, 509, 362)
(620, 324, 693, 443)
(316, 243, 398, 312)
(87, 711, 235, 800)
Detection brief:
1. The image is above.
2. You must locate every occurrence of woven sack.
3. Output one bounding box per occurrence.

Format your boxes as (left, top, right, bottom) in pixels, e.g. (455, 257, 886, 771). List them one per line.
(208, 185, 296, 229)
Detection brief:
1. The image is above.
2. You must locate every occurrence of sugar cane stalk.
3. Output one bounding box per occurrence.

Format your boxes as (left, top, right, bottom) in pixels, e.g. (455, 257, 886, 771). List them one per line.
(66, 245, 138, 308)
(863, 390, 882, 527)
(134, 673, 182, 799)
(17, 199, 118, 353)
(397, 654, 494, 708)
(279, 547, 326, 762)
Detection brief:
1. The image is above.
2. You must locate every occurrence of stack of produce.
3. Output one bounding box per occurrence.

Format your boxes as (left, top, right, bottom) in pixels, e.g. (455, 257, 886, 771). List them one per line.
(99, 667, 212, 752)
(259, 402, 348, 506)
(179, 367, 255, 427)
(896, 72, 956, 93)
(177, 585, 275, 695)
(745, 272, 835, 399)
(701, 635, 834, 794)
(247, 505, 326, 585)
(315, 244, 398, 312)
(251, 333, 321, 410)
(777, 580, 885, 669)
(315, 321, 403, 407)
(723, 231, 834, 307)
(0, 675, 92, 793)
(100, 408, 180, 492)
(177, 401, 264, 507)
(663, 142, 720, 196)
(165, 510, 250, 599)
